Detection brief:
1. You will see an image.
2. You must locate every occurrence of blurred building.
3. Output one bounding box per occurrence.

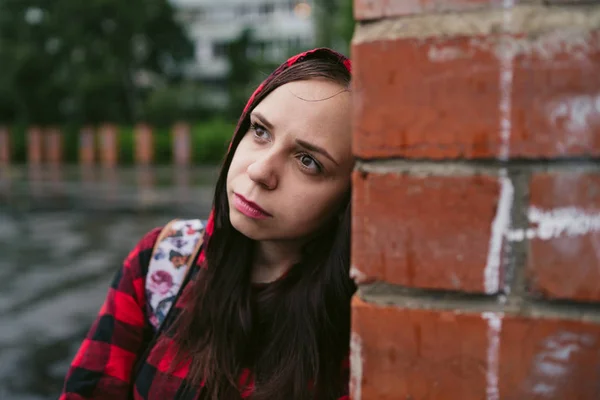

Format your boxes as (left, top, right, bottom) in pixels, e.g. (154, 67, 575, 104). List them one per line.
(170, 0, 316, 108)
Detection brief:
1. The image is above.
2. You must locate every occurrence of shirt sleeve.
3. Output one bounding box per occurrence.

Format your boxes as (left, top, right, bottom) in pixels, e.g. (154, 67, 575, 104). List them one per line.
(59, 227, 162, 399)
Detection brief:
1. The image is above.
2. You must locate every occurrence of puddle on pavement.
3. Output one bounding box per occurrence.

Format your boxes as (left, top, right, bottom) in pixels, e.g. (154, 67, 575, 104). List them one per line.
(0, 208, 210, 399)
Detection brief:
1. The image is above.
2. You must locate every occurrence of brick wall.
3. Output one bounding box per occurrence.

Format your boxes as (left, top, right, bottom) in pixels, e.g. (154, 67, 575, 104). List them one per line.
(350, 1, 600, 399)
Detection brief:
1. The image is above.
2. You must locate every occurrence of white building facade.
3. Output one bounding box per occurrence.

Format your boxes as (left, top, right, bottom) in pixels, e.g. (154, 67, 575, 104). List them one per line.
(171, 0, 316, 83)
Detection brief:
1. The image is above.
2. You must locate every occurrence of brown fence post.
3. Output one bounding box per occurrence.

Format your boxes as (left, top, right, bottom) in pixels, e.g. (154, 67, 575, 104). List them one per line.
(0, 126, 10, 199)
(27, 126, 44, 197)
(27, 126, 43, 165)
(79, 126, 96, 191)
(135, 123, 153, 165)
(45, 127, 63, 165)
(44, 127, 63, 194)
(172, 122, 191, 166)
(99, 124, 118, 168)
(0, 126, 10, 166)
(79, 126, 96, 166)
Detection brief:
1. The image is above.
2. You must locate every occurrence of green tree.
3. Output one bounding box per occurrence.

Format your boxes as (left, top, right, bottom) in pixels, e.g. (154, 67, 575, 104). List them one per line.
(335, 0, 354, 54)
(314, 0, 337, 49)
(225, 27, 261, 119)
(313, 0, 354, 55)
(0, 0, 194, 125)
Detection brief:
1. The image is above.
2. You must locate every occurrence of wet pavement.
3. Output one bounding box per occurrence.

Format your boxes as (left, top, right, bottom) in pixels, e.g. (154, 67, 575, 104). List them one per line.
(0, 166, 217, 399)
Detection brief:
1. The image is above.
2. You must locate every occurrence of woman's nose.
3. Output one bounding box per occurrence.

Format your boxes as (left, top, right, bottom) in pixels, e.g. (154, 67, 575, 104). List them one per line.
(246, 153, 278, 190)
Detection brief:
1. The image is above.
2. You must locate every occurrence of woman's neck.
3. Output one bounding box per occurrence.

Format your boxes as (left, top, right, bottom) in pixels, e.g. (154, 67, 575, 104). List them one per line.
(251, 239, 302, 284)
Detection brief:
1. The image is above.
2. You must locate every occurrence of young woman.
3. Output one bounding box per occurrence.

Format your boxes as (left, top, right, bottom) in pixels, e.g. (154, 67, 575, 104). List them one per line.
(60, 48, 356, 399)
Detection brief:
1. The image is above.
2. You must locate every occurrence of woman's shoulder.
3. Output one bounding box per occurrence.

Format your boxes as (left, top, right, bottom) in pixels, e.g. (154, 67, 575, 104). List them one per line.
(138, 226, 165, 251)
(141, 218, 208, 247)
(126, 218, 208, 277)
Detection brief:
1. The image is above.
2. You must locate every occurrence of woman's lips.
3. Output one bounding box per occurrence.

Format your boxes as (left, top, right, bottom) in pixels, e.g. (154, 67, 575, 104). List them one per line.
(233, 193, 272, 219)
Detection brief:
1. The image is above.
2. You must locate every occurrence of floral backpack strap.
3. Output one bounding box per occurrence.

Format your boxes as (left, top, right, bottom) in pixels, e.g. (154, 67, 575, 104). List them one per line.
(145, 218, 205, 332)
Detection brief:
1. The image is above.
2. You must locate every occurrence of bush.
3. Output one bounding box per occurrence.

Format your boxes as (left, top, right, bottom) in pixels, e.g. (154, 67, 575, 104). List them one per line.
(118, 125, 135, 165)
(153, 126, 172, 164)
(62, 124, 79, 163)
(191, 118, 235, 165)
(10, 124, 26, 163)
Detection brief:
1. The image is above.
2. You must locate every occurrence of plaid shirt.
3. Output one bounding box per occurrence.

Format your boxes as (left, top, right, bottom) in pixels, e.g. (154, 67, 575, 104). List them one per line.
(60, 227, 351, 399)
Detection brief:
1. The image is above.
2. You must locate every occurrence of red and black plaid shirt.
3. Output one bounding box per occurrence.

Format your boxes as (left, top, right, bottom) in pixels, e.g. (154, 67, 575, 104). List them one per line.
(59, 227, 350, 399)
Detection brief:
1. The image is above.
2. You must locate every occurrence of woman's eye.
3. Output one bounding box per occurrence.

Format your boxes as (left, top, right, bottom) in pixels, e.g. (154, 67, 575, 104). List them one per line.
(298, 154, 322, 173)
(250, 123, 270, 141)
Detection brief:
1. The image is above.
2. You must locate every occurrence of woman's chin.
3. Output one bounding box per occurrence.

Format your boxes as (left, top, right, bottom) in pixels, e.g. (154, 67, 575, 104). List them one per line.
(229, 210, 270, 241)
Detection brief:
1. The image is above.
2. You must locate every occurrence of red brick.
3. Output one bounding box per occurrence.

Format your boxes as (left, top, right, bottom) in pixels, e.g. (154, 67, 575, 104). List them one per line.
(351, 297, 600, 400)
(546, 0, 597, 3)
(353, 31, 600, 160)
(527, 172, 600, 302)
(352, 171, 504, 293)
(354, 0, 503, 20)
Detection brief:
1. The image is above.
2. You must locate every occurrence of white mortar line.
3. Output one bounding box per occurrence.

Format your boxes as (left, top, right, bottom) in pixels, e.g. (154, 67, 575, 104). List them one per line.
(506, 206, 600, 241)
(498, 0, 515, 160)
(483, 312, 504, 400)
(485, 172, 514, 294)
(482, 3, 515, 399)
(498, 15, 514, 162)
(484, 0, 516, 295)
(350, 332, 363, 400)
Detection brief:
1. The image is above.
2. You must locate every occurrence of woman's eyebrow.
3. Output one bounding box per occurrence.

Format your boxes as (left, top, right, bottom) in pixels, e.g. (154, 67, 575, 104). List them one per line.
(251, 112, 274, 131)
(296, 139, 339, 166)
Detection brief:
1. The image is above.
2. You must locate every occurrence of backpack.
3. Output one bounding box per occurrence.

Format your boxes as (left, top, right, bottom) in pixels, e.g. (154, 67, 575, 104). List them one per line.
(145, 218, 206, 332)
(131, 219, 206, 385)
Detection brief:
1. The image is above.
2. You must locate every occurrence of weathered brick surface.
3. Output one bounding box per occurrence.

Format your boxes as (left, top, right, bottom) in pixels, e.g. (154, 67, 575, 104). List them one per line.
(352, 25, 600, 160)
(546, 0, 598, 4)
(352, 170, 503, 293)
(351, 297, 600, 400)
(527, 172, 600, 302)
(354, 0, 509, 20)
(351, 3, 600, 399)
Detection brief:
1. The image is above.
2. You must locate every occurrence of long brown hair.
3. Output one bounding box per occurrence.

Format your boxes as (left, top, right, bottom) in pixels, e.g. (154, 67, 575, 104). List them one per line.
(172, 52, 355, 400)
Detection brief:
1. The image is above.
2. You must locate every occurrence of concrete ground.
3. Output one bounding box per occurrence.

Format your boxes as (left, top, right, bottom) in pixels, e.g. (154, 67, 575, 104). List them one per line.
(0, 165, 217, 399)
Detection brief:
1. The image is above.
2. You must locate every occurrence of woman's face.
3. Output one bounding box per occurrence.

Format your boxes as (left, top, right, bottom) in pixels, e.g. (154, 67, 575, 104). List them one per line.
(226, 78, 353, 242)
